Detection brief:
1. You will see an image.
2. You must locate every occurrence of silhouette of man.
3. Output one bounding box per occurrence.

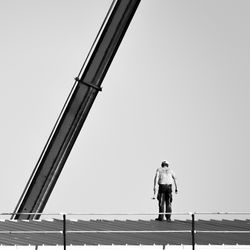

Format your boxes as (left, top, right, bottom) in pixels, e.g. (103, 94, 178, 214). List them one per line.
(153, 161, 178, 221)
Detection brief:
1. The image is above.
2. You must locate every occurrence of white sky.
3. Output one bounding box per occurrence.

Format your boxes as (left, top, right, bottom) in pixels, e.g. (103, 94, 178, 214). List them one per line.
(0, 0, 250, 220)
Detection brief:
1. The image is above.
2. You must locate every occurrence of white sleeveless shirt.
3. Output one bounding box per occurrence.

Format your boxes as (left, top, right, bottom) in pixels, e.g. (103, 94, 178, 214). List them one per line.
(157, 167, 176, 185)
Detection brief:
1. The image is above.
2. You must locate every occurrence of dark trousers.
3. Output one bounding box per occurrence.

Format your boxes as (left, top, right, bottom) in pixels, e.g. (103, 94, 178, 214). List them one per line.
(157, 184, 172, 220)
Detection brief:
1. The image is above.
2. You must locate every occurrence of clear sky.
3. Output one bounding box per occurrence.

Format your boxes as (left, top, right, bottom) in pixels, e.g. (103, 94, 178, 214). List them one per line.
(0, 0, 249, 220)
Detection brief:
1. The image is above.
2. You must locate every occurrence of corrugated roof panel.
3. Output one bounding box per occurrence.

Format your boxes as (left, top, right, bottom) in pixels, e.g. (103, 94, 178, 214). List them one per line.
(196, 232, 250, 245)
(0, 219, 248, 246)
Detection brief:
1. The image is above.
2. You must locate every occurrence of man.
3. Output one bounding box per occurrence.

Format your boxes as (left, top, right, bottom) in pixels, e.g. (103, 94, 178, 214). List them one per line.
(153, 161, 178, 221)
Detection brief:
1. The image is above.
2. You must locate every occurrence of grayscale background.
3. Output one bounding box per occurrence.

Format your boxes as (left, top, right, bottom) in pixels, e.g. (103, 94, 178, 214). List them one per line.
(0, 0, 249, 218)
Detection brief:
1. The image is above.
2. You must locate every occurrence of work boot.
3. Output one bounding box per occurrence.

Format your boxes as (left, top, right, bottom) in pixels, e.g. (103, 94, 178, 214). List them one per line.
(155, 217, 164, 222)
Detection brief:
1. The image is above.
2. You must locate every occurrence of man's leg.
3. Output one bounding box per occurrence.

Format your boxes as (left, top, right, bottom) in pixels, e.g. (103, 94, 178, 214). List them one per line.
(166, 201, 172, 221)
(165, 186, 172, 221)
(156, 192, 164, 221)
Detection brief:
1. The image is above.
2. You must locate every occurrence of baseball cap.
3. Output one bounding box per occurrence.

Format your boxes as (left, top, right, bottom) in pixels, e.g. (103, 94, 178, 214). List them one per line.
(161, 160, 169, 167)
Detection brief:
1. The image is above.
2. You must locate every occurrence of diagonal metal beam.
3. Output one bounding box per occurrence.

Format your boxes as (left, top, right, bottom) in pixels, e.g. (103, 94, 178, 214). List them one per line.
(13, 0, 141, 220)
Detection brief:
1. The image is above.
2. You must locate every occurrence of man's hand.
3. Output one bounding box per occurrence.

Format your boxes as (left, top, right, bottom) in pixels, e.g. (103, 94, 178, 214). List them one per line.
(153, 188, 157, 199)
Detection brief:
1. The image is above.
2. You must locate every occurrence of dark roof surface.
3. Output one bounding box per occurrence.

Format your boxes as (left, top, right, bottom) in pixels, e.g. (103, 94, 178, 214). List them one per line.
(0, 219, 249, 246)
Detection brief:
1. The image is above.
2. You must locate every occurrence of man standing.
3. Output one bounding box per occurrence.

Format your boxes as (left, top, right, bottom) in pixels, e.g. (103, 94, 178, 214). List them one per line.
(153, 161, 178, 221)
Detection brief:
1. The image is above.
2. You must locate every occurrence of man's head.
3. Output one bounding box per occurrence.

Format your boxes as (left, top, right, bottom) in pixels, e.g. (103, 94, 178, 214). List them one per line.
(161, 161, 169, 168)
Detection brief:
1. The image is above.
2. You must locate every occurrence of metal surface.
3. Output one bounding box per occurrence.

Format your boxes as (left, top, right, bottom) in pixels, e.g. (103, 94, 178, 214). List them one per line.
(0, 219, 249, 246)
(192, 213, 195, 250)
(13, 0, 141, 220)
(63, 214, 66, 250)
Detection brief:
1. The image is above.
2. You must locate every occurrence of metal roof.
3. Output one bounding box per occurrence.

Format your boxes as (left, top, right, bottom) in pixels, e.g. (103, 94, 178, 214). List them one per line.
(0, 219, 249, 246)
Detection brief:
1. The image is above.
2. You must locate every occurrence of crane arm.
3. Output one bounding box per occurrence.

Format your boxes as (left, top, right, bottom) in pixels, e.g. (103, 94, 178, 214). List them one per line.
(12, 0, 141, 220)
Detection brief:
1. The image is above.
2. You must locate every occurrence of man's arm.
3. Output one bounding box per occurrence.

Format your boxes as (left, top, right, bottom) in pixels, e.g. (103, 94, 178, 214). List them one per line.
(153, 169, 159, 196)
(172, 175, 178, 194)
